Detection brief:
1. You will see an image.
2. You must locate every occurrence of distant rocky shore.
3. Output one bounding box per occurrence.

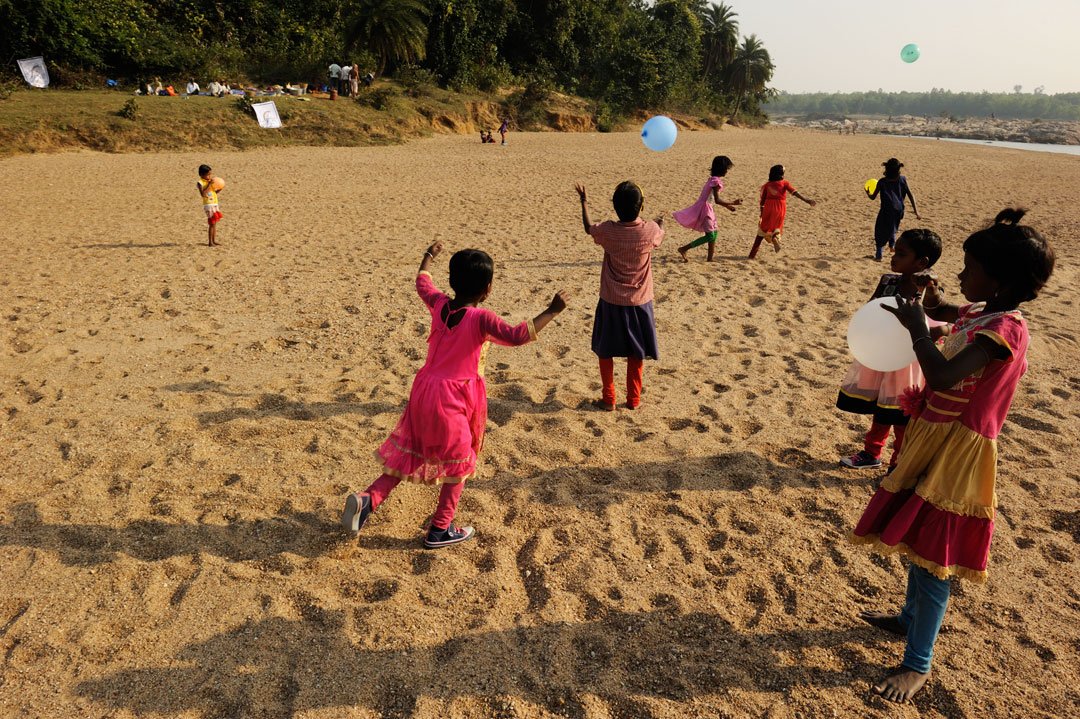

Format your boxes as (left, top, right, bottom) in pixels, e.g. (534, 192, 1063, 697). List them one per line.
(770, 114, 1080, 146)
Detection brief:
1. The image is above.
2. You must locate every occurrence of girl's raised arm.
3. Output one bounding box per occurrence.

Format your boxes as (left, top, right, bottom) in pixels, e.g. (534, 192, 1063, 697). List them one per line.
(575, 184, 593, 233)
(883, 295, 1005, 391)
(416, 242, 447, 309)
(479, 291, 569, 346)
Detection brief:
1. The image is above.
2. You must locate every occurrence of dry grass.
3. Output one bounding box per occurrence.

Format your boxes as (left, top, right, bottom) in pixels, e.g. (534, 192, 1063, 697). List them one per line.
(0, 84, 507, 156)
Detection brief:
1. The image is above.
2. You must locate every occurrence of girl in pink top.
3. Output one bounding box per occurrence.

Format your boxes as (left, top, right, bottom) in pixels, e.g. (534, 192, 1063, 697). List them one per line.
(674, 155, 741, 262)
(851, 209, 1055, 702)
(342, 243, 568, 548)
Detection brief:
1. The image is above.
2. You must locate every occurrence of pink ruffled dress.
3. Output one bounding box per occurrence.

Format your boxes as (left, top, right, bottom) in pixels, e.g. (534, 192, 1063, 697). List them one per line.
(672, 176, 723, 232)
(836, 274, 945, 425)
(377, 272, 537, 485)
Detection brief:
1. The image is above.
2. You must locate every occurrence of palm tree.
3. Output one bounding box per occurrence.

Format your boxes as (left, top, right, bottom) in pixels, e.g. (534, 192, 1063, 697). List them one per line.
(700, 2, 739, 78)
(345, 0, 429, 75)
(726, 34, 774, 119)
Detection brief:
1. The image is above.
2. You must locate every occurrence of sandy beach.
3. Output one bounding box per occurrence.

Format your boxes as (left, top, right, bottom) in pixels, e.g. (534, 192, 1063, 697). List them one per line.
(1, 127, 1078, 718)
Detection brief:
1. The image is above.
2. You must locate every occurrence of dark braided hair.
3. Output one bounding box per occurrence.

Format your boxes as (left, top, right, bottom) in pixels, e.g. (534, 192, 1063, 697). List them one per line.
(448, 249, 494, 302)
(963, 208, 1055, 304)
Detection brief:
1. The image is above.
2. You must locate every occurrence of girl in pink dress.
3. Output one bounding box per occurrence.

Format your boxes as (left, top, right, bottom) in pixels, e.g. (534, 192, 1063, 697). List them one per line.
(674, 155, 741, 262)
(836, 229, 944, 471)
(851, 209, 1054, 702)
(342, 243, 568, 548)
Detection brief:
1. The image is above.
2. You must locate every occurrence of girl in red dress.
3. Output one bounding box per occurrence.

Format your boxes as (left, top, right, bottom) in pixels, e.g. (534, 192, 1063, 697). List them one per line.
(749, 164, 815, 258)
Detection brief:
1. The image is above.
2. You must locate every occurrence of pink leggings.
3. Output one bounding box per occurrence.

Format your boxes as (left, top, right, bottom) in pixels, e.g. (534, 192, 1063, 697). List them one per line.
(365, 473, 465, 530)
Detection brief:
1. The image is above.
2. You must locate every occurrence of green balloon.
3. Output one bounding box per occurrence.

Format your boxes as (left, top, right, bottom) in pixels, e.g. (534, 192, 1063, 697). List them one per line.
(901, 43, 920, 63)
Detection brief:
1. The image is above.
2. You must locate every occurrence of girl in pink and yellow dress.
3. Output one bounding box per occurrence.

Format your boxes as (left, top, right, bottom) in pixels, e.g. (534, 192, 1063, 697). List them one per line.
(342, 243, 568, 549)
(851, 209, 1055, 703)
(673, 155, 741, 262)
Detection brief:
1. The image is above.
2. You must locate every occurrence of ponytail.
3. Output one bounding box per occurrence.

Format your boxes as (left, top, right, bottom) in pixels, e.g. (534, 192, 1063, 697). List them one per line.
(963, 208, 1054, 304)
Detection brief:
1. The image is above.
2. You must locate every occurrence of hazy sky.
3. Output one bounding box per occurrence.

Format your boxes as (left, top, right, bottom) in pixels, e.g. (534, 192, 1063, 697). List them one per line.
(726, 0, 1080, 94)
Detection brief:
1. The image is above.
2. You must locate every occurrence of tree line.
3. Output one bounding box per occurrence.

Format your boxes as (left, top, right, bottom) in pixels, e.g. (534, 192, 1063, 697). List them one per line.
(766, 89, 1080, 122)
(0, 0, 776, 118)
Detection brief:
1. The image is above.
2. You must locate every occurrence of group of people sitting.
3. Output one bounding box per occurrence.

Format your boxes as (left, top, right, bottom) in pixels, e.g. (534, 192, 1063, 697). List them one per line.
(139, 78, 311, 98)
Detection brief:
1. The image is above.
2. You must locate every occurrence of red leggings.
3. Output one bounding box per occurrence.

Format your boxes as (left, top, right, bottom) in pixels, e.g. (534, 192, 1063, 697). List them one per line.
(365, 473, 464, 530)
(864, 422, 907, 467)
(599, 357, 644, 407)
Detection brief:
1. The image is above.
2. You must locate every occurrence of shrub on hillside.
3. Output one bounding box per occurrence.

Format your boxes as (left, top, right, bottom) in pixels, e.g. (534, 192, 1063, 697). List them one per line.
(117, 98, 139, 120)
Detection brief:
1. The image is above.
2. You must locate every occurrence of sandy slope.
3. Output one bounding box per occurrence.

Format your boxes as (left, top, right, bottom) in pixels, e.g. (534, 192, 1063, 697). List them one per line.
(0, 128, 1078, 718)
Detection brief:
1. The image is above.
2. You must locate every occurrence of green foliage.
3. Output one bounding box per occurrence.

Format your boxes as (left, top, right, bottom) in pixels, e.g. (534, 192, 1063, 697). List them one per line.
(117, 97, 138, 119)
(0, 0, 779, 118)
(766, 90, 1080, 121)
(345, 0, 428, 74)
(0, 79, 18, 100)
(234, 95, 255, 116)
(355, 86, 401, 112)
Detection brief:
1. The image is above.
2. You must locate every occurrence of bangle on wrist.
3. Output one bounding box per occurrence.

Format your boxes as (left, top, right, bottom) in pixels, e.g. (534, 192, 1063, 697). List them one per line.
(424, 251, 434, 259)
(922, 297, 940, 309)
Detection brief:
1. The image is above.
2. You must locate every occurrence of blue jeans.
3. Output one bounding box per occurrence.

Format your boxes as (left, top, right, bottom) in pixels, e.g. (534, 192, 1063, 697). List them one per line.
(898, 563, 951, 673)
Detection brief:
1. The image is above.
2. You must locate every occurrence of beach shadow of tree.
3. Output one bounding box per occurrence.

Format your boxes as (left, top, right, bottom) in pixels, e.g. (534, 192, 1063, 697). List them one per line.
(195, 392, 404, 427)
(75, 609, 877, 717)
(0, 502, 346, 566)
(75, 242, 182, 249)
(481, 449, 852, 511)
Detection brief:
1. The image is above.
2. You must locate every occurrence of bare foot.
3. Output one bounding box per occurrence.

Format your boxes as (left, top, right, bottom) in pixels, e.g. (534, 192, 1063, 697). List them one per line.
(871, 666, 929, 703)
(858, 610, 907, 637)
(678, 247, 689, 263)
(772, 239, 782, 253)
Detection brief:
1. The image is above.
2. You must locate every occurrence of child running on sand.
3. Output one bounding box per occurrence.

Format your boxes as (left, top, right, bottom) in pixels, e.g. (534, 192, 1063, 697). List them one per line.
(196, 164, 223, 247)
(868, 158, 920, 261)
(341, 243, 568, 548)
(575, 181, 663, 410)
(748, 164, 815, 258)
(837, 229, 945, 471)
(674, 155, 742, 262)
(851, 209, 1054, 702)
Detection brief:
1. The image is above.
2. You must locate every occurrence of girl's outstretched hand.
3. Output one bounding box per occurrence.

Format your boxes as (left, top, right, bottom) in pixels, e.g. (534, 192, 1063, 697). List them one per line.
(881, 294, 927, 332)
(426, 242, 443, 259)
(548, 290, 570, 314)
(574, 183, 587, 203)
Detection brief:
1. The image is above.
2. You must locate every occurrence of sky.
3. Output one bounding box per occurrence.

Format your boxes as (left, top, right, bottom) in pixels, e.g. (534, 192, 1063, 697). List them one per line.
(724, 0, 1080, 94)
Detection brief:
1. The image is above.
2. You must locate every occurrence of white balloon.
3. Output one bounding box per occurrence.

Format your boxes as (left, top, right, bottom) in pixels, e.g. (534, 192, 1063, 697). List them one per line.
(846, 296, 920, 372)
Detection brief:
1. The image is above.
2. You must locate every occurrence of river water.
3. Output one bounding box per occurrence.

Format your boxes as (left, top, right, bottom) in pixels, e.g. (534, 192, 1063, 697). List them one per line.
(900, 135, 1080, 157)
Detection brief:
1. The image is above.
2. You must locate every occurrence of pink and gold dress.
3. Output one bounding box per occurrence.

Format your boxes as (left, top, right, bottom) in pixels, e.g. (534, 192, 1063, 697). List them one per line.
(851, 303, 1029, 582)
(377, 272, 537, 485)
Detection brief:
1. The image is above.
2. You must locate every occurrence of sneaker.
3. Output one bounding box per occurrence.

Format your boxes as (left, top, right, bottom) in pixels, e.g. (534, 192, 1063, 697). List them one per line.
(840, 451, 883, 469)
(341, 492, 372, 537)
(424, 524, 475, 549)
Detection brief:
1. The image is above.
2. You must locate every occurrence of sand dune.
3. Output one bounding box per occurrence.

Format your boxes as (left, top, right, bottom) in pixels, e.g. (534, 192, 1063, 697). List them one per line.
(1, 128, 1078, 718)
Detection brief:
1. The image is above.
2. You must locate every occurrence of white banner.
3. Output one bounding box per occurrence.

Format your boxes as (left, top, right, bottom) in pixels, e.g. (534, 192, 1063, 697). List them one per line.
(18, 57, 49, 88)
(252, 101, 281, 129)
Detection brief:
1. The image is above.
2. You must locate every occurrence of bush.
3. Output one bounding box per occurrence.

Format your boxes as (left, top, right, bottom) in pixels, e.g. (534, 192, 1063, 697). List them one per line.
(397, 64, 438, 92)
(234, 95, 255, 116)
(356, 86, 400, 112)
(117, 98, 139, 120)
(0, 79, 19, 101)
(594, 102, 619, 133)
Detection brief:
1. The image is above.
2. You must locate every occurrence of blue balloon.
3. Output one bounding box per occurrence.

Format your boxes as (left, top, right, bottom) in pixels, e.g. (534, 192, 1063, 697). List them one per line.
(900, 43, 920, 63)
(641, 115, 677, 151)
